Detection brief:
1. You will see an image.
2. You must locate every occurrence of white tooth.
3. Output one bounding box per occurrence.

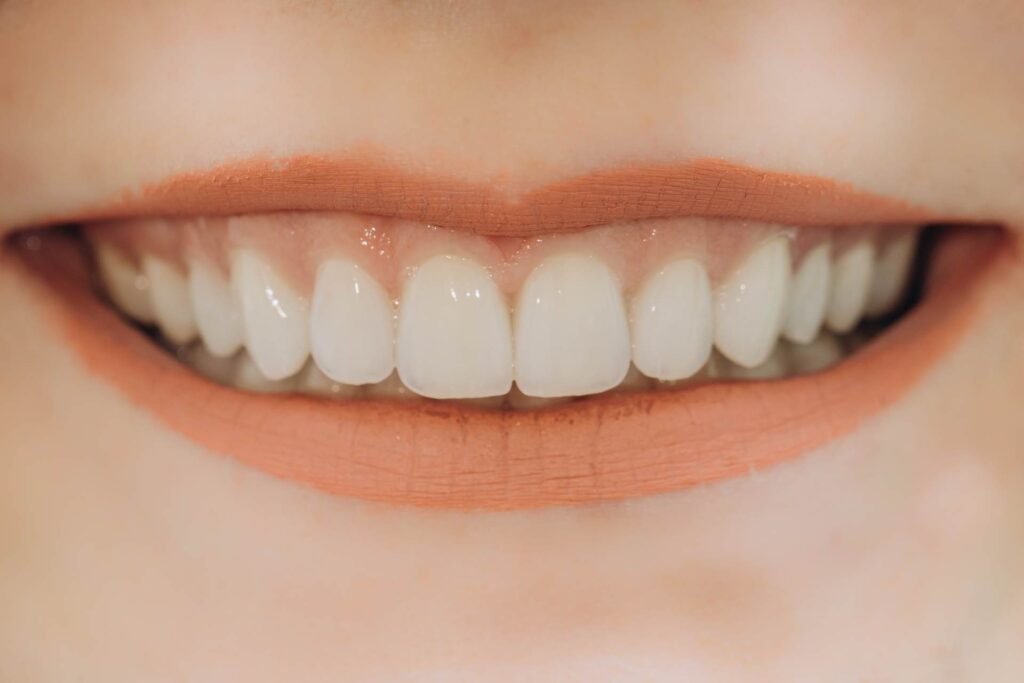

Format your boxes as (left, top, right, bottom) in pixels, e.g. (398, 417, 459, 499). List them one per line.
(866, 232, 918, 317)
(782, 243, 831, 344)
(234, 353, 298, 394)
(189, 260, 243, 358)
(231, 250, 309, 381)
(186, 343, 237, 385)
(514, 253, 630, 397)
(789, 333, 844, 375)
(143, 256, 198, 345)
(296, 361, 360, 398)
(310, 259, 394, 385)
(397, 254, 513, 399)
(94, 243, 154, 323)
(630, 259, 713, 380)
(825, 240, 876, 334)
(714, 237, 791, 368)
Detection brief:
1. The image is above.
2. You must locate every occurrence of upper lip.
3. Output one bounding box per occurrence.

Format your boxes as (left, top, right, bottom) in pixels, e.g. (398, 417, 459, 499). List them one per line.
(19, 153, 943, 238)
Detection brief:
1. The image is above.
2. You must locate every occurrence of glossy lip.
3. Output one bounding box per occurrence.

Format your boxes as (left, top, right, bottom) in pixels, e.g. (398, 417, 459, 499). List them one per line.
(34, 153, 942, 236)
(12, 221, 1011, 510)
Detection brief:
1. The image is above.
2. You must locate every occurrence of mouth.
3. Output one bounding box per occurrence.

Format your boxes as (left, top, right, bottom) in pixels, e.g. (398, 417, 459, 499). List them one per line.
(7, 156, 1014, 510)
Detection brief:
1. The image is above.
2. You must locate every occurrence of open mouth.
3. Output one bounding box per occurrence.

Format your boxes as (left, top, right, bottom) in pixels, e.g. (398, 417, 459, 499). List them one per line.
(8, 158, 1013, 510)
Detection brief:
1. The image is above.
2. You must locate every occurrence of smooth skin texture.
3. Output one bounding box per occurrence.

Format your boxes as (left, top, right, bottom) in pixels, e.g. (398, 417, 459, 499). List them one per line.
(1, 1, 1023, 680)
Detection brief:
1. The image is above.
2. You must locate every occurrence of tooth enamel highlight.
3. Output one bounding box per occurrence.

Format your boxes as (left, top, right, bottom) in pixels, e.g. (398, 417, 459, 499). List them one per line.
(514, 253, 630, 397)
(866, 232, 918, 317)
(630, 259, 713, 380)
(826, 240, 876, 334)
(714, 237, 791, 368)
(95, 244, 155, 323)
(397, 254, 513, 399)
(310, 259, 395, 385)
(232, 250, 310, 381)
(783, 243, 831, 344)
(189, 260, 243, 358)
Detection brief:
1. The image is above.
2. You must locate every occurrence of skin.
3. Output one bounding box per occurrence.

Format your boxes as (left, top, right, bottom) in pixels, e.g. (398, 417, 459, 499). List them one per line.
(1, 1, 1023, 680)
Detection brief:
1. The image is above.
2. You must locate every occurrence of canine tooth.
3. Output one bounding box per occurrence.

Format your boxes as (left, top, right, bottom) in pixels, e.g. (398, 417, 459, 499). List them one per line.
(296, 361, 360, 398)
(826, 240, 876, 333)
(631, 259, 713, 380)
(234, 353, 298, 394)
(143, 256, 198, 345)
(514, 253, 631, 397)
(189, 260, 243, 358)
(714, 237, 791, 368)
(397, 255, 513, 399)
(231, 250, 309, 381)
(94, 244, 154, 323)
(866, 232, 918, 316)
(783, 243, 831, 344)
(310, 259, 394, 385)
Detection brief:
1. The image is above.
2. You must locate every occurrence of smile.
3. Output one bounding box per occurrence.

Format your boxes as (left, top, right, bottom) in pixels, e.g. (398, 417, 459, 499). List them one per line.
(9, 156, 1013, 509)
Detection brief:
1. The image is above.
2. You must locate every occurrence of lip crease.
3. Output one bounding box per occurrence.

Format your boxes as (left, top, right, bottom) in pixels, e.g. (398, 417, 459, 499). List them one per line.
(13, 223, 1010, 510)
(39, 153, 940, 236)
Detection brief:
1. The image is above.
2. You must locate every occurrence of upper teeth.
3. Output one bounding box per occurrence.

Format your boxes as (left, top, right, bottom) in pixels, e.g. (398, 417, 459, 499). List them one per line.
(91, 225, 919, 400)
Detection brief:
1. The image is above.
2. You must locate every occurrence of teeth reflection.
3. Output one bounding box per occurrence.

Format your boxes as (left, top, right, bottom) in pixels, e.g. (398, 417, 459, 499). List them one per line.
(89, 221, 923, 407)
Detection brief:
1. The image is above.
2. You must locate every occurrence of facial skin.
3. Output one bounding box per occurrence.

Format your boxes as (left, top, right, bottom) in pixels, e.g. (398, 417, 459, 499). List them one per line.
(1, 1, 1023, 680)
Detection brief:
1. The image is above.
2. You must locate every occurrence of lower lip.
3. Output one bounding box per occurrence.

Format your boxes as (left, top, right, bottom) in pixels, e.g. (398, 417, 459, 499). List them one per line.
(13, 227, 1011, 510)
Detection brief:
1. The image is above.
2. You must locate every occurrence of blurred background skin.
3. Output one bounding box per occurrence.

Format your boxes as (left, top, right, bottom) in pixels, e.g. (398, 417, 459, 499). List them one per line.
(1, 1, 1023, 680)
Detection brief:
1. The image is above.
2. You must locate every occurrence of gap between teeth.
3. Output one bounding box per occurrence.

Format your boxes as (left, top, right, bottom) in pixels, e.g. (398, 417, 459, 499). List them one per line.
(92, 229, 919, 402)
